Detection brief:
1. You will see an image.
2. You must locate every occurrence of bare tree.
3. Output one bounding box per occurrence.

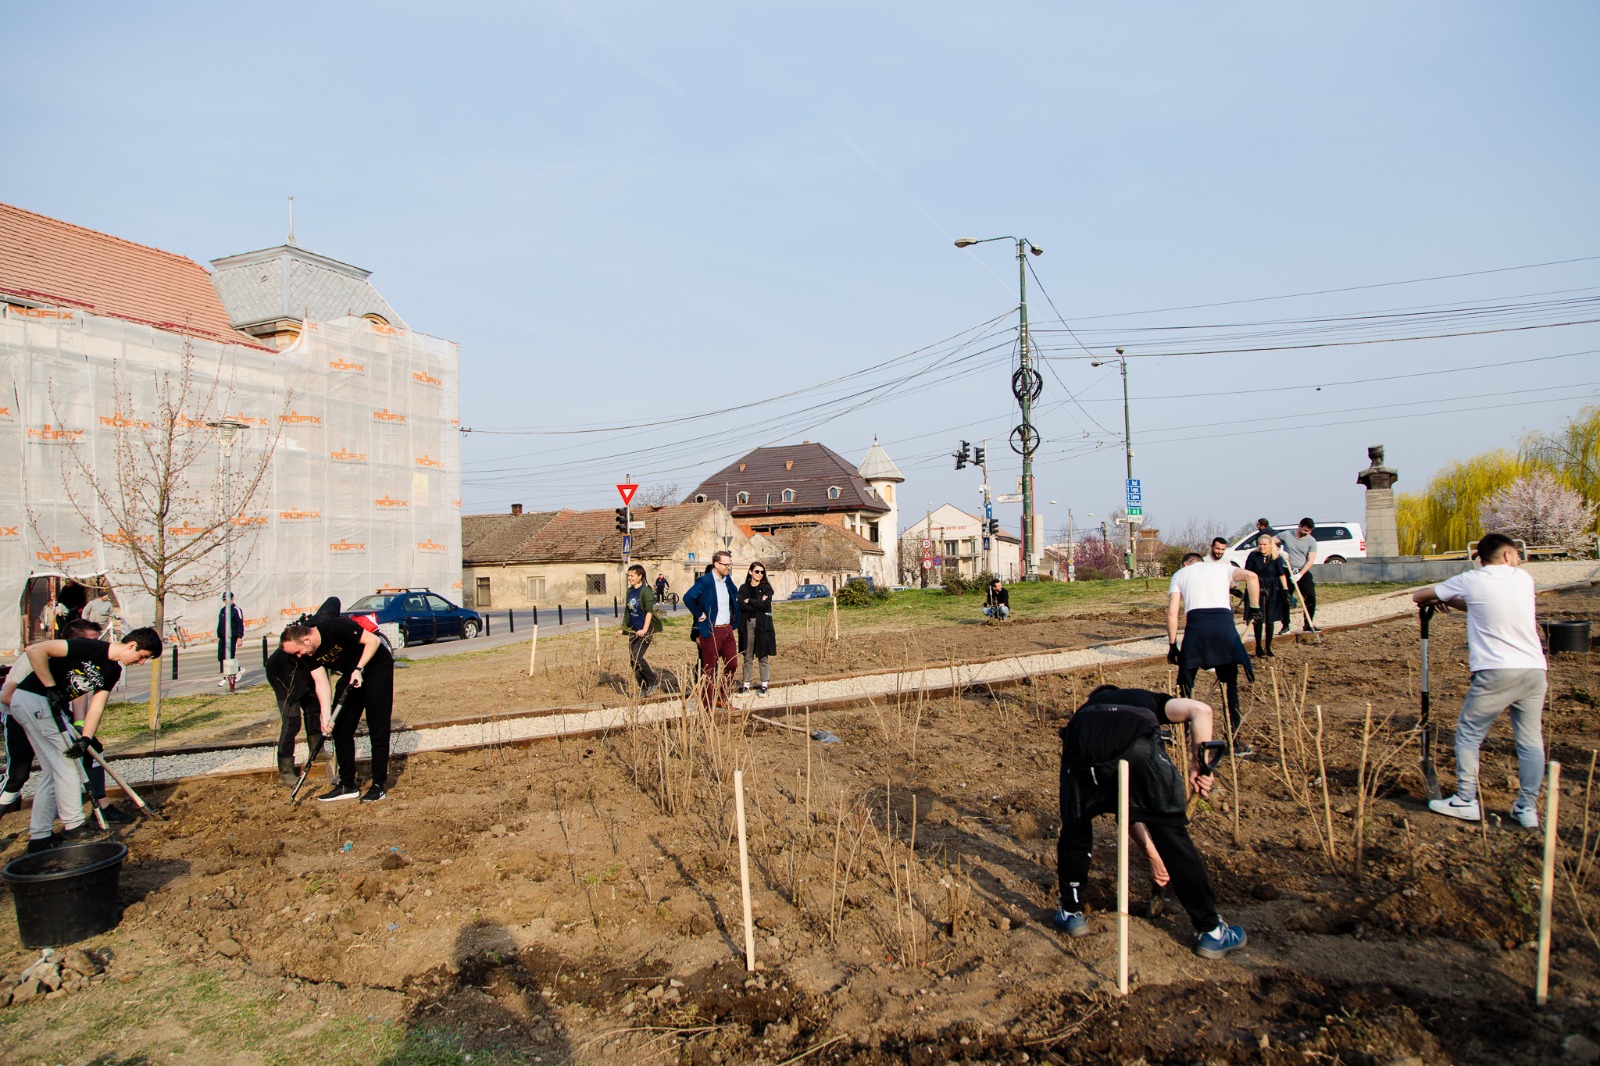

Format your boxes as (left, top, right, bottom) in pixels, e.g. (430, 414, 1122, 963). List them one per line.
(42, 340, 288, 725)
(636, 482, 683, 508)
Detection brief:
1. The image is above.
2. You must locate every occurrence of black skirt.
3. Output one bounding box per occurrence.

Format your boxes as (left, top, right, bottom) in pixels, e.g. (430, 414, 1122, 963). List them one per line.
(1180, 607, 1254, 682)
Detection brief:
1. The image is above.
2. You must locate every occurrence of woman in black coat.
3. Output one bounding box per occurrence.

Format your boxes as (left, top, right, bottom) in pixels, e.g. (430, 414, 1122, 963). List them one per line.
(1244, 535, 1292, 656)
(737, 563, 777, 695)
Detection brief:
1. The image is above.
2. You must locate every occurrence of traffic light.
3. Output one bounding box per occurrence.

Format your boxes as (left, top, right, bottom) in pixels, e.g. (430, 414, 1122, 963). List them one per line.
(954, 440, 970, 470)
(614, 507, 629, 533)
(973, 446, 985, 467)
(988, 518, 1000, 534)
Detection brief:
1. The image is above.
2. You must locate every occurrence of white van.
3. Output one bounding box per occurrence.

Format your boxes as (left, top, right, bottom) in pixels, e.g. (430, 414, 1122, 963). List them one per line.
(1221, 521, 1366, 568)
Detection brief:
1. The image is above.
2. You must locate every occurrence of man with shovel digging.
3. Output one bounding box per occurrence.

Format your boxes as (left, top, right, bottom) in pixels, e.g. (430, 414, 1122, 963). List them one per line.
(280, 611, 394, 804)
(1412, 532, 1547, 828)
(1052, 684, 1247, 959)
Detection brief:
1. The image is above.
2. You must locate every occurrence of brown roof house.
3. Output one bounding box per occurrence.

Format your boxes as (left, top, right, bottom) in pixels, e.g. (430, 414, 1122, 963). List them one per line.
(684, 439, 904, 587)
(0, 201, 461, 656)
(462, 500, 754, 609)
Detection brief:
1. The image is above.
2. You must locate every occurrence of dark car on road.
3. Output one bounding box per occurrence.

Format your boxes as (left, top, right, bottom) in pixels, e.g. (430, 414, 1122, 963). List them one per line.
(344, 588, 482, 649)
(787, 583, 831, 600)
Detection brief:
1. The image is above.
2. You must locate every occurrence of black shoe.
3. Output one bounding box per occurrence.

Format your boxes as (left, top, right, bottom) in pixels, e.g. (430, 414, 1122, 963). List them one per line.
(96, 803, 137, 825)
(1230, 742, 1255, 759)
(0, 795, 20, 817)
(317, 785, 359, 803)
(26, 834, 61, 853)
(59, 822, 107, 843)
(360, 785, 387, 803)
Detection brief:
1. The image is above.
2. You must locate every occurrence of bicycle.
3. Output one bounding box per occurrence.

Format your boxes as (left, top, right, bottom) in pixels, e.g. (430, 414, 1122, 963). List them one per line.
(161, 616, 189, 649)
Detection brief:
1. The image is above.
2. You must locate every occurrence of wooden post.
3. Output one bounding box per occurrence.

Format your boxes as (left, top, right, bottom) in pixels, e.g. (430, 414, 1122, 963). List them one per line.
(831, 595, 839, 641)
(1536, 761, 1562, 1006)
(1117, 758, 1130, 996)
(527, 625, 539, 677)
(593, 618, 601, 664)
(735, 769, 756, 971)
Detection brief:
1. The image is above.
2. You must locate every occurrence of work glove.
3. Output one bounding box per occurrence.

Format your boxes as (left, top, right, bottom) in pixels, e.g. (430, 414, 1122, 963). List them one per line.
(1167, 642, 1181, 665)
(1243, 606, 1259, 624)
(44, 685, 73, 720)
(63, 735, 89, 760)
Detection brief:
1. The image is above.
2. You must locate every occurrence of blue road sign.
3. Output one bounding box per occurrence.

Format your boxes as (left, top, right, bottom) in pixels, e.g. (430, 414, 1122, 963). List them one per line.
(622, 534, 632, 553)
(1126, 479, 1141, 491)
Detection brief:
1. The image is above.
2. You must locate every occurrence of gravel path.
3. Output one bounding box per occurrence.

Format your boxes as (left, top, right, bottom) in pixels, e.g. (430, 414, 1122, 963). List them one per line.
(17, 563, 1595, 798)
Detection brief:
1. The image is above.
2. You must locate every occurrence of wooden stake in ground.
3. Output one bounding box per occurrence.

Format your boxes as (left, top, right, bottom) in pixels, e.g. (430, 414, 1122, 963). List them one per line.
(527, 624, 539, 677)
(734, 768, 757, 971)
(1117, 758, 1130, 996)
(831, 595, 839, 641)
(593, 618, 601, 664)
(1537, 760, 1562, 1006)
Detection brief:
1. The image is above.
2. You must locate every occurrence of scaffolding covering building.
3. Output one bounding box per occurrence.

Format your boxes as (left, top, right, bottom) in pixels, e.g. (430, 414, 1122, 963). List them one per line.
(0, 202, 461, 656)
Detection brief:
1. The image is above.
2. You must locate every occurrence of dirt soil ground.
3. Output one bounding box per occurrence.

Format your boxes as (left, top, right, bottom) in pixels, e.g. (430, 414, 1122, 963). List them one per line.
(3, 586, 1599, 1064)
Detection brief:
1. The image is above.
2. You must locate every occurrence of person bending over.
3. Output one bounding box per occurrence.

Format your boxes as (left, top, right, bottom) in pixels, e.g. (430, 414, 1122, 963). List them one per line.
(1052, 684, 1247, 959)
(1168, 544, 1259, 756)
(281, 609, 394, 804)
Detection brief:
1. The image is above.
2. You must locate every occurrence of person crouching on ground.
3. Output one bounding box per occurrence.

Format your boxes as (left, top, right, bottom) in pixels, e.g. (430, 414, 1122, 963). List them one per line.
(682, 550, 740, 710)
(983, 578, 1010, 621)
(1, 628, 161, 851)
(737, 562, 776, 695)
(623, 564, 663, 697)
(1413, 532, 1548, 827)
(1168, 544, 1259, 756)
(280, 611, 395, 803)
(1052, 684, 1247, 959)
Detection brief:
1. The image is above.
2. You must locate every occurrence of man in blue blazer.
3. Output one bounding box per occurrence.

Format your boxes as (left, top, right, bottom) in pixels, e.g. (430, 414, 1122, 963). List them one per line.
(681, 550, 741, 709)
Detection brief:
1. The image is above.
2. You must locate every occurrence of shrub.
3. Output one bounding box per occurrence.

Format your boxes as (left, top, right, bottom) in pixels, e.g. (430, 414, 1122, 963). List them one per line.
(835, 579, 876, 607)
(941, 572, 971, 596)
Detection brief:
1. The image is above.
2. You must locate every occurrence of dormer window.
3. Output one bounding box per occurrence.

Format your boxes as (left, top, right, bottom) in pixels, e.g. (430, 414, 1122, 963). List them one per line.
(781, 489, 795, 504)
(827, 486, 841, 500)
(694, 494, 707, 503)
(736, 491, 750, 505)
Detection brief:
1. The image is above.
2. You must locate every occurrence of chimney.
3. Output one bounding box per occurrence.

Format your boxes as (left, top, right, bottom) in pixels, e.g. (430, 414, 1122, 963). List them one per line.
(511, 503, 523, 516)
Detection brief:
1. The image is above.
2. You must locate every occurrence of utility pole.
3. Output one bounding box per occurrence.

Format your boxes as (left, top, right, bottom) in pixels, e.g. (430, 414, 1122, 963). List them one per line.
(980, 437, 992, 575)
(1093, 347, 1135, 578)
(1067, 508, 1076, 582)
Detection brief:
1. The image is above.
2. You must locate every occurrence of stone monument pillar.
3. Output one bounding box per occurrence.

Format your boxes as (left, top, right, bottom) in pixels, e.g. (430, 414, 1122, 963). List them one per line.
(1357, 445, 1400, 558)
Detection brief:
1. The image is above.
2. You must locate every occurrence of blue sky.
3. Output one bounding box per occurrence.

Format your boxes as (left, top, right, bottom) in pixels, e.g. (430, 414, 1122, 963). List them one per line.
(5, 2, 1597, 545)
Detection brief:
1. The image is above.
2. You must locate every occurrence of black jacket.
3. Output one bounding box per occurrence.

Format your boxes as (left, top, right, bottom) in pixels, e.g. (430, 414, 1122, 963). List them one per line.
(737, 578, 777, 657)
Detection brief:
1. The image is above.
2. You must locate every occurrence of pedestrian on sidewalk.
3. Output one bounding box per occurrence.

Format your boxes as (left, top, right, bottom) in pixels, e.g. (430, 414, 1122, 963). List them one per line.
(737, 562, 776, 695)
(280, 608, 395, 804)
(1413, 532, 1548, 828)
(1279, 518, 1320, 635)
(216, 593, 244, 687)
(624, 564, 662, 696)
(1051, 684, 1247, 959)
(1244, 534, 1292, 656)
(682, 550, 740, 710)
(1168, 543, 1259, 756)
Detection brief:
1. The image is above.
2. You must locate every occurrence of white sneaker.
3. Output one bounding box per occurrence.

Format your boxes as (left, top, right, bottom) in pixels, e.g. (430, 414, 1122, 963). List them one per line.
(1428, 794, 1481, 822)
(216, 678, 229, 688)
(1510, 800, 1539, 829)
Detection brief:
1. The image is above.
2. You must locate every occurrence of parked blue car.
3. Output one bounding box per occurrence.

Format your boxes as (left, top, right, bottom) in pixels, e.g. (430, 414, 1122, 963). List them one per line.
(787, 583, 831, 601)
(344, 588, 482, 650)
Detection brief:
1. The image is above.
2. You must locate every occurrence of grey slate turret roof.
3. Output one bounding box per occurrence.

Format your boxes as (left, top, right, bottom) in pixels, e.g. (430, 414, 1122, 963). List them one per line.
(209, 245, 405, 331)
(857, 438, 904, 483)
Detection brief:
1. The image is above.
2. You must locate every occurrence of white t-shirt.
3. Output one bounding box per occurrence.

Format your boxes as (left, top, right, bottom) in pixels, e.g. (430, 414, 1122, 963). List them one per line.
(1168, 560, 1235, 612)
(1432, 565, 1546, 672)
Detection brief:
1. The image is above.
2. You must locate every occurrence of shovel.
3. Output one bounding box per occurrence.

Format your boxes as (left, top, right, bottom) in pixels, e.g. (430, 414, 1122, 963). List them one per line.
(752, 714, 841, 744)
(1418, 604, 1443, 802)
(290, 687, 348, 803)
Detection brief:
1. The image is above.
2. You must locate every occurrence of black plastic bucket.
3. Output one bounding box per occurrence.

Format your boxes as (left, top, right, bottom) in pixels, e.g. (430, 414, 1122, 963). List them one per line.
(1543, 620, 1592, 654)
(3, 840, 128, 948)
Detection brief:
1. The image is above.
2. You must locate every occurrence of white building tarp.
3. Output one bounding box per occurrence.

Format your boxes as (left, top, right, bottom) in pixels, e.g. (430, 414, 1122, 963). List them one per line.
(0, 309, 461, 656)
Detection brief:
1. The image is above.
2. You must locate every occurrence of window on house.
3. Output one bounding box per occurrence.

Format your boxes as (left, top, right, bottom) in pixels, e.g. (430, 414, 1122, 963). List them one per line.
(867, 522, 879, 543)
(944, 540, 958, 556)
(736, 491, 749, 505)
(475, 577, 491, 607)
(586, 574, 607, 595)
(827, 486, 841, 500)
(525, 576, 545, 600)
(782, 489, 795, 503)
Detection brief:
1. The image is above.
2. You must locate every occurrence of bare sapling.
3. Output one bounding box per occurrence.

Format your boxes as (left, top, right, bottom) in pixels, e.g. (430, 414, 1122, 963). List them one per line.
(1314, 704, 1339, 868)
(1353, 702, 1375, 876)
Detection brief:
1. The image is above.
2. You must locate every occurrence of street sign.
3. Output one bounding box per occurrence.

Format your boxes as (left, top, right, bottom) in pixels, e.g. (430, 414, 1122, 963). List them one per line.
(628, 521, 646, 529)
(921, 559, 933, 570)
(1125, 479, 1140, 492)
(982, 537, 991, 549)
(1127, 505, 1143, 517)
(622, 534, 632, 553)
(920, 538, 933, 550)
(616, 483, 638, 505)
(995, 493, 1022, 503)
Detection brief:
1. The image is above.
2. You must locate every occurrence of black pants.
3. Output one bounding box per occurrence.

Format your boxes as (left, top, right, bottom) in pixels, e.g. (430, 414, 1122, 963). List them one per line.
(3, 715, 104, 799)
(331, 652, 394, 789)
(1295, 572, 1317, 624)
(628, 634, 657, 687)
(1058, 813, 1220, 934)
(1252, 619, 1273, 656)
(276, 697, 320, 760)
(1178, 662, 1242, 735)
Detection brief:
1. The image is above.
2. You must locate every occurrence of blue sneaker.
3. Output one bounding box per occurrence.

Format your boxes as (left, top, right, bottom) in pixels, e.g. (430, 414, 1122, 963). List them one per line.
(1052, 909, 1089, 938)
(1195, 922, 1247, 959)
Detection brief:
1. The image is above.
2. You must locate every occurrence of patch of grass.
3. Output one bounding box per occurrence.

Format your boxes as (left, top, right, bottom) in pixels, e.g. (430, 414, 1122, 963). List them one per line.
(101, 688, 275, 747)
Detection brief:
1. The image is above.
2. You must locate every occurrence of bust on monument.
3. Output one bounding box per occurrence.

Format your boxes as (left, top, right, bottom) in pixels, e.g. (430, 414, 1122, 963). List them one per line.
(1357, 444, 1398, 492)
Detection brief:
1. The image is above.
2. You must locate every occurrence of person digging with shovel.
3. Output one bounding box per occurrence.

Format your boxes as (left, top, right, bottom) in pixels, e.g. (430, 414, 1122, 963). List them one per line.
(1051, 684, 1247, 959)
(280, 610, 394, 804)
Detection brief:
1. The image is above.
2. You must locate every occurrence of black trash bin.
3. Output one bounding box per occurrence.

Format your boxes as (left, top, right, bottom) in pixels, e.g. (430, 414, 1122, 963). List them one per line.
(1543, 620, 1592, 654)
(3, 840, 129, 948)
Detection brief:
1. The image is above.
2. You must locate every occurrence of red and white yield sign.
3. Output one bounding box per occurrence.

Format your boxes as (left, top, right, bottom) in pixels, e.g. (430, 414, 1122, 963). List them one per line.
(616, 483, 639, 506)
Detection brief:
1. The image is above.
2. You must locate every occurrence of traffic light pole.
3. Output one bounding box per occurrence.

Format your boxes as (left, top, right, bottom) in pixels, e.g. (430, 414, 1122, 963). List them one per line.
(980, 437, 992, 576)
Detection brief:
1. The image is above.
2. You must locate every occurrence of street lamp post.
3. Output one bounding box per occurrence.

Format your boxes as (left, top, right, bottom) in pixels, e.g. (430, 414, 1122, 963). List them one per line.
(955, 234, 1044, 580)
(1092, 348, 1134, 578)
(208, 419, 248, 689)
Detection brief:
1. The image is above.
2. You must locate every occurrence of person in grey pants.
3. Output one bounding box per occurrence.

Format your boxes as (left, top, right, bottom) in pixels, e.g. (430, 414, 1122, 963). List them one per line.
(1413, 532, 1548, 828)
(737, 563, 776, 695)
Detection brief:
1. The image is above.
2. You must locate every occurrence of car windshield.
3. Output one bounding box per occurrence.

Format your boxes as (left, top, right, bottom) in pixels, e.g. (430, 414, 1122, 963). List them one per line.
(348, 595, 400, 611)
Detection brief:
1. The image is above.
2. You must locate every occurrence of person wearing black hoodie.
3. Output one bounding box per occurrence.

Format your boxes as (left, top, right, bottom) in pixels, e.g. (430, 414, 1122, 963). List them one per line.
(737, 563, 776, 695)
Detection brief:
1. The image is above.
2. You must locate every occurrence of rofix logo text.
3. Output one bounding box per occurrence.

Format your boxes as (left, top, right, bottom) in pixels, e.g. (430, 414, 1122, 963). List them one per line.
(412, 370, 442, 388)
(329, 538, 366, 552)
(0, 405, 12, 420)
(222, 412, 269, 427)
(280, 603, 319, 617)
(100, 413, 154, 430)
(417, 539, 446, 553)
(7, 305, 74, 320)
(375, 495, 409, 508)
(373, 408, 407, 423)
(329, 448, 367, 462)
(27, 424, 82, 442)
(36, 545, 94, 565)
(278, 508, 322, 521)
(102, 528, 154, 545)
(231, 515, 269, 527)
(415, 454, 444, 469)
(0, 525, 20, 538)
(328, 358, 365, 372)
(280, 410, 322, 425)
(167, 523, 206, 537)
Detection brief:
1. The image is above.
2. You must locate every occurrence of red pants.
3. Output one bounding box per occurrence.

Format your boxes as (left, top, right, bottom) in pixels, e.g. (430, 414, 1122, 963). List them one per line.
(697, 625, 738, 704)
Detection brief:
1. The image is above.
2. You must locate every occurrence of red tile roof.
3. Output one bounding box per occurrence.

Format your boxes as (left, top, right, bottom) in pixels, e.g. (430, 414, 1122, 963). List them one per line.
(464, 502, 727, 565)
(686, 442, 888, 517)
(0, 201, 269, 349)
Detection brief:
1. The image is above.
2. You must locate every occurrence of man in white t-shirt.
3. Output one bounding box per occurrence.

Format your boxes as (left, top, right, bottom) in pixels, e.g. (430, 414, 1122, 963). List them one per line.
(1167, 541, 1260, 756)
(1412, 532, 1547, 828)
